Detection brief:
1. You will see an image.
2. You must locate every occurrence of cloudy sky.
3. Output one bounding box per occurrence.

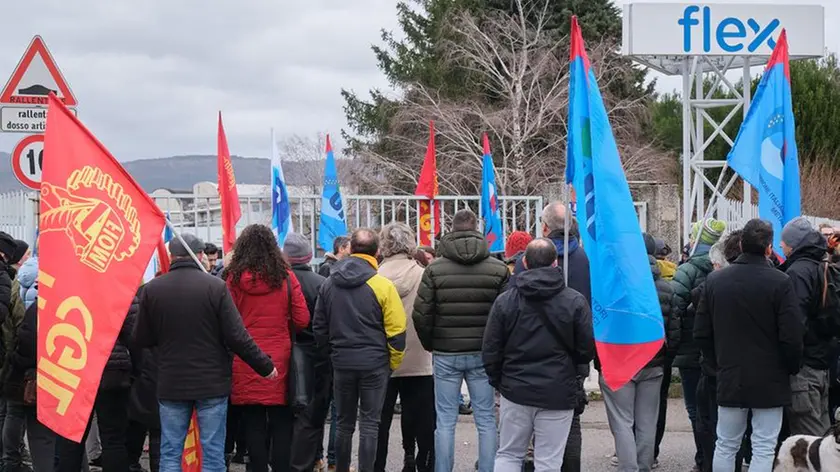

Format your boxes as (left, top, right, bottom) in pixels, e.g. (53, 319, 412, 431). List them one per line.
(0, 0, 837, 162)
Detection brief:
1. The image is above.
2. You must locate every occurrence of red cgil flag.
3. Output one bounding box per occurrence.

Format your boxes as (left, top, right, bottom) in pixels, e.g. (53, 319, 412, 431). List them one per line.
(217, 112, 241, 253)
(156, 240, 170, 274)
(38, 93, 165, 441)
(414, 121, 440, 246)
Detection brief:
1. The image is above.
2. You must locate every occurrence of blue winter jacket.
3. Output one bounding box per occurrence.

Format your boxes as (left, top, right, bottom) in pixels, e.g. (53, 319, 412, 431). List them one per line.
(16, 257, 38, 309)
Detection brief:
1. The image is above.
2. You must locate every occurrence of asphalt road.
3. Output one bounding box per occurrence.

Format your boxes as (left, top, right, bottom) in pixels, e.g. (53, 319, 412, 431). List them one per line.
(206, 398, 699, 472)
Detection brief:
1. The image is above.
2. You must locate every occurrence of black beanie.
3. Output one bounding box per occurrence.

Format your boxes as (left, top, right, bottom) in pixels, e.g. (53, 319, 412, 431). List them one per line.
(642, 233, 656, 257)
(0, 232, 17, 262)
(10, 240, 29, 265)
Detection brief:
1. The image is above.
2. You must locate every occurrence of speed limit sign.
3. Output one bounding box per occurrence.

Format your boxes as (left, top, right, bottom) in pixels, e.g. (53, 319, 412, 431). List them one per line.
(10, 134, 44, 189)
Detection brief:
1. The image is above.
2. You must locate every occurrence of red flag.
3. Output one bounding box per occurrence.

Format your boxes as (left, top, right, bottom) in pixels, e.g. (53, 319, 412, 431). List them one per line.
(38, 94, 165, 441)
(217, 112, 241, 252)
(182, 411, 203, 471)
(415, 121, 440, 246)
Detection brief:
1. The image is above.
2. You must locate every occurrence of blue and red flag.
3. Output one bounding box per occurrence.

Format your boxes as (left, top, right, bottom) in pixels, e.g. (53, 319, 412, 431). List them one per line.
(566, 16, 663, 390)
(727, 30, 800, 257)
(480, 133, 504, 252)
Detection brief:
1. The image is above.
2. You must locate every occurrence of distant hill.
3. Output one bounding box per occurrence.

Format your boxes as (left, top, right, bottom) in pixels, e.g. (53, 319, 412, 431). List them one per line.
(0, 154, 354, 193)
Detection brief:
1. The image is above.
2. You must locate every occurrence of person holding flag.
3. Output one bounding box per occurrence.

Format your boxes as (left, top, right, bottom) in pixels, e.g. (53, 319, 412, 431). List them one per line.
(271, 128, 293, 247)
(134, 233, 278, 471)
(318, 135, 348, 256)
(565, 16, 665, 472)
(480, 134, 504, 253)
(416, 121, 440, 247)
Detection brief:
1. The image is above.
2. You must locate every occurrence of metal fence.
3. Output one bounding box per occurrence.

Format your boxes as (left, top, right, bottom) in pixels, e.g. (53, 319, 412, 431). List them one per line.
(154, 193, 546, 254)
(716, 198, 840, 231)
(0, 190, 37, 241)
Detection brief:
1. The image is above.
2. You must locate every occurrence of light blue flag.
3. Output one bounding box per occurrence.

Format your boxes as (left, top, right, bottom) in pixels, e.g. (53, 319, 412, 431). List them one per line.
(566, 17, 663, 390)
(164, 212, 172, 243)
(726, 31, 800, 256)
(318, 135, 347, 252)
(480, 134, 504, 252)
(271, 129, 293, 246)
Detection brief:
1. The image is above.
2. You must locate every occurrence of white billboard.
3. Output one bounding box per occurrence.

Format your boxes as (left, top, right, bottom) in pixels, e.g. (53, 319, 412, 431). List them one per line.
(622, 3, 824, 57)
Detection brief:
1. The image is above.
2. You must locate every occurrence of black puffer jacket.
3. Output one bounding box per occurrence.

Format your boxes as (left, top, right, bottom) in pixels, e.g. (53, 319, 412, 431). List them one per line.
(647, 255, 679, 368)
(291, 264, 326, 345)
(482, 267, 594, 410)
(0, 262, 13, 329)
(101, 290, 140, 390)
(413, 231, 510, 353)
(780, 232, 832, 370)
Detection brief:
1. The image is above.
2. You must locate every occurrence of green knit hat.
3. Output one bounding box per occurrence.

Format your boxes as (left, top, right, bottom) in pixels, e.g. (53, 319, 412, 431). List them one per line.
(691, 219, 727, 246)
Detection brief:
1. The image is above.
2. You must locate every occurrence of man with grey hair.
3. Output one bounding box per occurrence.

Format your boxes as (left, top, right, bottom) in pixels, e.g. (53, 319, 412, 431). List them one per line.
(375, 223, 435, 472)
(483, 238, 594, 470)
(509, 202, 591, 472)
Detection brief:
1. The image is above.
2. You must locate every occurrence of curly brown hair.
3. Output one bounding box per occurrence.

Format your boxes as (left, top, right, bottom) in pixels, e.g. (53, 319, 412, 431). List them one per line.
(226, 224, 290, 289)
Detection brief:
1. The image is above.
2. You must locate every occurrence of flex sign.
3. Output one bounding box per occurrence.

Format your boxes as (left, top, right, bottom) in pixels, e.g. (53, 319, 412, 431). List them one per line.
(679, 5, 779, 54)
(622, 3, 824, 57)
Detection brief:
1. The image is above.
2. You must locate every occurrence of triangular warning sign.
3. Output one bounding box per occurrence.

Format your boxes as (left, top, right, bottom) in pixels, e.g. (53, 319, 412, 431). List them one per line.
(0, 36, 76, 107)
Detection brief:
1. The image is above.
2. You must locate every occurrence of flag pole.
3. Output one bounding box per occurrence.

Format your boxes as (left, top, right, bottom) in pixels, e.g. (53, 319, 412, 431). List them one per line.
(563, 183, 571, 286)
(165, 219, 208, 274)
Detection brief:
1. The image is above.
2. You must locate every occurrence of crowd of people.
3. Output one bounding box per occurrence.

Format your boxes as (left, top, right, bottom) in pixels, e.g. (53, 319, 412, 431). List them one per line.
(0, 203, 838, 472)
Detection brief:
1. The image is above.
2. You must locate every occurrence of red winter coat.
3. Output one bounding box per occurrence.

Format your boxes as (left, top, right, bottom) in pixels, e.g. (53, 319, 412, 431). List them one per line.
(227, 271, 309, 405)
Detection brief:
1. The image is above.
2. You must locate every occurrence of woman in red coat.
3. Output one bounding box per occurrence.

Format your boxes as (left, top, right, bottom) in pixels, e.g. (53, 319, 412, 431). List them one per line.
(225, 224, 310, 472)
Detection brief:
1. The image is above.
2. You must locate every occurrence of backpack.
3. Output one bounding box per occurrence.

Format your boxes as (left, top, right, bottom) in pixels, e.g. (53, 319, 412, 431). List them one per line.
(819, 260, 840, 337)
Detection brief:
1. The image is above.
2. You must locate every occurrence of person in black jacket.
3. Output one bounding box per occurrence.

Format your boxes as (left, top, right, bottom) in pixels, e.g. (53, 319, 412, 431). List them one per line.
(54, 288, 141, 472)
(0, 232, 19, 330)
(412, 210, 509, 472)
(133, 233, 277, 472)
(483, 239, 594, 470)
(510, 202, 590, 472)
(284, 233, 330, 472)
(694, 219, 803, 472)
(779, 217, 833, 436)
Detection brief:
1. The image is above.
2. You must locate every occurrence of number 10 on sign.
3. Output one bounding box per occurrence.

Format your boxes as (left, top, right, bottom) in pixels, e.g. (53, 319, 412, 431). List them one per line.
(11, 134, 44, 189)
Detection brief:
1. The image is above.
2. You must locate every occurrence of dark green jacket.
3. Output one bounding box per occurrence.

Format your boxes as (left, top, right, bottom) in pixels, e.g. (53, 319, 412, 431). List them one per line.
(671, 248, 714, 369)
(412, 230, 510, 353)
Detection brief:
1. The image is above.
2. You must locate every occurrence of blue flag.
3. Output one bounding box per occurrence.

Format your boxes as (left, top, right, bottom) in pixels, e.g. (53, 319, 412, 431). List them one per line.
(727, 30, 800, 256)
(566, 16, 664, 390)
(271, 129, 293, 246)
(318, 135, 347, 252)
(480, 134, 504, 252)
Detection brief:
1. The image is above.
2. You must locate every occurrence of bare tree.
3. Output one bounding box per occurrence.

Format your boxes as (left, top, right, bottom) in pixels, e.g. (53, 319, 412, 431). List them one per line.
(353, 0, 668, 197)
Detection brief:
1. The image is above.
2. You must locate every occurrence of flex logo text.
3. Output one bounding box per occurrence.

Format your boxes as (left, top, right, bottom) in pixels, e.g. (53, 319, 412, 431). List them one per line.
(679, 5, 780, 53)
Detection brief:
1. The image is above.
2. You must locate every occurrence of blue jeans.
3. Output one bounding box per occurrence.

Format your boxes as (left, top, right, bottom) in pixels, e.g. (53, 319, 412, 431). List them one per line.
(328, 401, 337, 465)
(159, 396, 228, 472)
(433, 354, 496, 472)
(713, 407, 782, 472)
(680, 367, 703, 467)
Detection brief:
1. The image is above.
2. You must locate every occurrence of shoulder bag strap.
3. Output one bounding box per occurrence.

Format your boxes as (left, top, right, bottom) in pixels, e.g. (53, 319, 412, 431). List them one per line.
(286, 277, 296, 345)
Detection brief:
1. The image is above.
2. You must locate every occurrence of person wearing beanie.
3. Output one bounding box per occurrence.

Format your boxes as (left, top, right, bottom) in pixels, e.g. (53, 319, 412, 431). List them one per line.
(654, 238, 677, 281)
(779, 216, 833, 437)
(504, 231, 533, 274)
(691, 219, 727, 247)
(284, 233, 331, 472)
(670, 219, 723, 470)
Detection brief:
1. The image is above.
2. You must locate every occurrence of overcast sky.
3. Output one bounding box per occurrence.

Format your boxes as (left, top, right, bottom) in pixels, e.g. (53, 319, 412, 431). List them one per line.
(0, 0, 837, 161)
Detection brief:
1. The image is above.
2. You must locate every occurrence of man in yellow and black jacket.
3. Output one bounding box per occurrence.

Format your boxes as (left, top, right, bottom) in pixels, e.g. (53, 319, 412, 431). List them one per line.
(313, 228, 406, 472)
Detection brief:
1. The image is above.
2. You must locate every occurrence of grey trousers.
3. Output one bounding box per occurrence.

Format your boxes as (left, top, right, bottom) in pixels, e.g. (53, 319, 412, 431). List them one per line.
(786, 365, 830, 436)
(601, 367, 663, 472)
(495, 396, 574, 472)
